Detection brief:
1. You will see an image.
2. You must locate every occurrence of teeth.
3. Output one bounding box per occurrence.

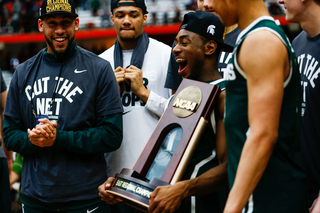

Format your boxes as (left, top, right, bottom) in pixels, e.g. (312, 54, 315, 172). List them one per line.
(55, 38, 65, 41)
(176, 58, 186, 63)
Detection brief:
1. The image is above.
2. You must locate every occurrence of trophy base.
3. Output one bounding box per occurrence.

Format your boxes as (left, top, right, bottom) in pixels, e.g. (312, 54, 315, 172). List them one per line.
(107, 169, 169, 212)
(106, 189, 149, 212)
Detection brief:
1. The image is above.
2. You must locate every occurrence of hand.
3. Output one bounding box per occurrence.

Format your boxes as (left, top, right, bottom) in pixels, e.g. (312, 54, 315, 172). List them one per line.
(125, 65, 149, 102)
(98, 177, 123, 204)
(124, 65, 146, 95)
(148, 182, 188, 213)
(28, 128, 55, 147)
(35, 118, 57, 137)
(114, 66, 126, 92)
(28, 119, 57, 147)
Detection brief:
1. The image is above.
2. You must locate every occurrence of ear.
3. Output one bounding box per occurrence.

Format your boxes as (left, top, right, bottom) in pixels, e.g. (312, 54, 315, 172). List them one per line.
(143, 14, 147, 25)
(75, 17, 80, 31)
(38, 19, 43, 32)
(111, 15, 114, 25)
(204, 40, 217, 56)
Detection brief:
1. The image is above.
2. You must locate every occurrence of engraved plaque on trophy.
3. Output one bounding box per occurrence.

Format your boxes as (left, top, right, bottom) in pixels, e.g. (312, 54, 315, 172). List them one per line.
(107, 78, 221, 212)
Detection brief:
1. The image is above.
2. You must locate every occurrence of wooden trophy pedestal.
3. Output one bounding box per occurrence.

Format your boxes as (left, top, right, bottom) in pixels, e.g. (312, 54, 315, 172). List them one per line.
(107, 79, 221, 212)
(108, 168, 169, 212)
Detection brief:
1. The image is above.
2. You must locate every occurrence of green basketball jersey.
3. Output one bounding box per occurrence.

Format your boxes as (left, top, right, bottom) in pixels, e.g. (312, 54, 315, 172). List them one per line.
(224, 16, 307, 212)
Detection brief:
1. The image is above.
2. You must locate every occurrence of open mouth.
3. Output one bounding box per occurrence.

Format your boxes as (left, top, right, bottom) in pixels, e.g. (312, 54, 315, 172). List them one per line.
(54, 37, 66, 42)
(176, 58, 187, 74)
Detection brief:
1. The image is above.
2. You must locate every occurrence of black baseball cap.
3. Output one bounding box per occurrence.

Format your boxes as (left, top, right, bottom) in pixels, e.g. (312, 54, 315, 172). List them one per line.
(180, 10, 233, 52)
(39, 0, 78, 19)
(111, 0, 148, 14)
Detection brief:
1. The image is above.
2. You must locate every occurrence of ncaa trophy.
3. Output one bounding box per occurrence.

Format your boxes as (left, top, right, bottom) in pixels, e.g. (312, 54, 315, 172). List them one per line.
(107, 78, 221, 212)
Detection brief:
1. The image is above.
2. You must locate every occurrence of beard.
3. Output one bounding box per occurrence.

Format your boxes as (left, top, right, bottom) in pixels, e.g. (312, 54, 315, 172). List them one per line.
(45, 34, 74, 57)
(118, 27, 139, 42)
(119, 35, 137, 42)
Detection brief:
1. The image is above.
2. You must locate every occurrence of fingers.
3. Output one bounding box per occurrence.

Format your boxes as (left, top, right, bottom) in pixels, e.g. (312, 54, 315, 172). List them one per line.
(106, 177, 115, 188)
(28, 126, 56, 148)
(98, 181, 109, 198)
(114, 66, 125, 84)
(36, 119, 56, 137)
(126, 65, 138, 70)
(27, 128, 40, 136)
(124, 67, 144, 95)
(124, 66, 142, 78)
(98, 178, 123, 204)
(115, 65, 142, 83)
(149, 187, 159, 204)
(35, 125, 54, 137)
(30, 136, 55, 147)
(148, 187, 160, 213)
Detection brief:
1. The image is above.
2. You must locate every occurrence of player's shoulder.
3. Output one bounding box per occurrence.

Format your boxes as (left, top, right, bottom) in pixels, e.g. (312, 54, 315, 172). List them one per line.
(15, 49, 44, 74)
(77, 46, 102, 60)
(238, 30, 288, 75)
(148, 38, 171, 51)
(147, 38, 172, 63)
(77, 46, 112, 66)
(292, 30, 307, 46)
(74, 47, 114, 75)
(242, 29, 285, 55)
(99, 45, 115, 60)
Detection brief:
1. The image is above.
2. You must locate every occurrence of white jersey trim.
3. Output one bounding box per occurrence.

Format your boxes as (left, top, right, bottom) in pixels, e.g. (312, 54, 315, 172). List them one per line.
(190, 149, 217, 213)
(209, 78, 226, 91)
(234, 19, 293, 88)
(236, 16, 274, 44)
(241, 194, 254, 213)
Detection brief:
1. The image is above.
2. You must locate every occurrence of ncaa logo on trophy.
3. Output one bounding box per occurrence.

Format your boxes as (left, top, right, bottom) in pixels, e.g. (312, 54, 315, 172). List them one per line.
(107, 79, 221, 212)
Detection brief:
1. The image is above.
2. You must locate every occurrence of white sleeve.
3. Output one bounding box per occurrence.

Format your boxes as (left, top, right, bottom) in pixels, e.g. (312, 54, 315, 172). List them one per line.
(145, 91, 170, 117)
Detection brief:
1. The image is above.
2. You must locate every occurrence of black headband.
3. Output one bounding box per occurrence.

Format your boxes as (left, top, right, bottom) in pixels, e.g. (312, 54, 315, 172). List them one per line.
(111, 0, 148, 14)
(117, 2, 137, 7)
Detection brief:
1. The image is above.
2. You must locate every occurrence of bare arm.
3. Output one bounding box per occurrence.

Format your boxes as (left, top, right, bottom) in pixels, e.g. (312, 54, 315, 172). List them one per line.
(10, 170, 20, 185)
(223, 31, 290, 213)
(0, 90, 7, 136)
(310, 191, 320, 213)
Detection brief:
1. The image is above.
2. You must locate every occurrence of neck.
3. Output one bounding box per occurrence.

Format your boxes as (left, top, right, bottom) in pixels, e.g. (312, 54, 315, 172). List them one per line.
(299, 4, 320, 37)
(198, 71, 221, 82)
(118, 36, 141, 50)
(237, 1, 270, 31)
(196, 59, 221, 82)
(44, 41, 77, 63)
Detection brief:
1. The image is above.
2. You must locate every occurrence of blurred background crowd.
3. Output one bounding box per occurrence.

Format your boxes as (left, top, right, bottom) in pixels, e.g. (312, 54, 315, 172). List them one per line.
(0, 0, 285, 33)
(0, 0, 297, 76)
